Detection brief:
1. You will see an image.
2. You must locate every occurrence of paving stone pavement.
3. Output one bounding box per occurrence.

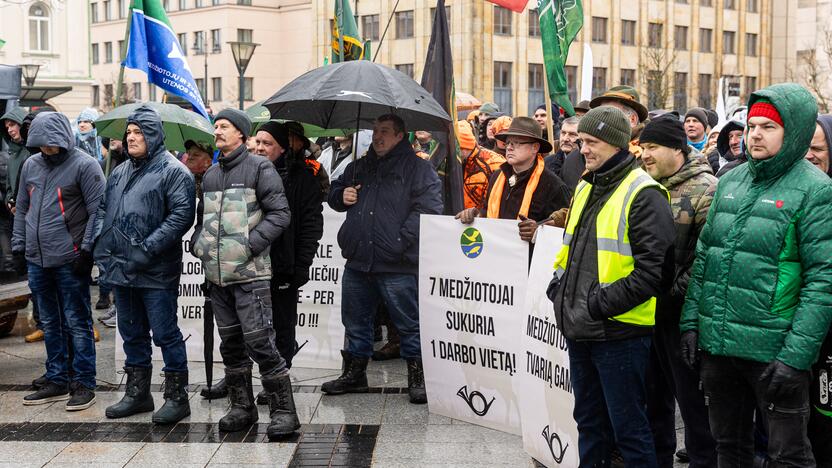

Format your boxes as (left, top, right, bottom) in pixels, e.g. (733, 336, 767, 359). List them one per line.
(0, 289, 688, 467)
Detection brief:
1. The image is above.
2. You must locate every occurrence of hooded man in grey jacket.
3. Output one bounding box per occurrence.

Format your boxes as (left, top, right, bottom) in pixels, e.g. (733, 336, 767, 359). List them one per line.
(12, 112, 105, 411)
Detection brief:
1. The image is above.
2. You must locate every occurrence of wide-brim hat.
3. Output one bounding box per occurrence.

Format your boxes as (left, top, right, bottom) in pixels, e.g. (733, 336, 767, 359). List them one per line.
(590, 85, 649, 122)
(574, 100, 591, 113)
(494, 116, 553, 154)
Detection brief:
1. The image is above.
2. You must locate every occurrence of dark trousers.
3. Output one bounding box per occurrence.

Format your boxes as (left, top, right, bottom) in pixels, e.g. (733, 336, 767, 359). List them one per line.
(647, 319, 717, 468)
(113, 286, 187, 373)
(810, 331, 832, 467)
(27, 262, 96, 389)
(210, 280, 285, 376)
(567, 336, 657, 468)
(701, 353, 815, 468)
(271, 280, 298, 369)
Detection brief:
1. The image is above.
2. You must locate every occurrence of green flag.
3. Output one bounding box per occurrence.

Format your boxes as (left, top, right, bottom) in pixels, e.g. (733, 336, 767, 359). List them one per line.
(538, 0, 583, 116)
(0, 39, 5, 50)
(331, 0, 363, 63)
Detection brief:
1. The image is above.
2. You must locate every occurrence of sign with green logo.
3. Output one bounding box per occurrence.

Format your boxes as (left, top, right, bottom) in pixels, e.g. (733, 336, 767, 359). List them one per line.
(460, 227, 484, 258)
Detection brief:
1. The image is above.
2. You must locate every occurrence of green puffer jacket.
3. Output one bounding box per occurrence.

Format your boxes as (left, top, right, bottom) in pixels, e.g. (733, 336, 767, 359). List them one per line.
(680, 83, 832, 371)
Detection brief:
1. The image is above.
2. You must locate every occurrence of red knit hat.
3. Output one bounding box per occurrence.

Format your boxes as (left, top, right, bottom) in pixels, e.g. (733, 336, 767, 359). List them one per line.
(748, 98, 784, 127)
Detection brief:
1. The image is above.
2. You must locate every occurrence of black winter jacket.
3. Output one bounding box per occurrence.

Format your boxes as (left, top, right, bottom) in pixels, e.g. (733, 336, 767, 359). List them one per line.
(328, 138, 442, 275)
(484, 158, 570, 222)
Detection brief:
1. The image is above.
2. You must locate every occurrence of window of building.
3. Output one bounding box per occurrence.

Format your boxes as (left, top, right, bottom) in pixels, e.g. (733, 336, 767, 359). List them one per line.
(395, 10, 414, 38)
(676, 0, 687, 3)
(104, 84, 113, 106)
(528, 63, 545, 115)
(620, 69, 636, 87)
(494, 61, 513, 114)
(194, 31, 205, 53)
(395, 64, 414, 78)
(745, 33, 757, 57)
(362, 15, 380, 41)
(674, 72, 688, 112)
(105, 42, 113, 63)
(103, 0, 112, 20)
(177, 33, 187, 55)
(592, 67, 607, 97)
(132, 83, 142, 101)
(745, 76, 757, 97)
(621, 19, 636, 45)
(118, 39, 125, 58)
(724, 0, 735, 9)
(698, 73, 712, 108)
(211, 0, 220, 5)
(163, 0, 170, 10)
(211, 29, 221, 52)
(91, 43, 100, 65)
(528, 8, 540, 37)
(430, 6, 451, 32)
(591, 17, 607, 43)
(747, 0, 758, 12)
(178, 0, 186, 9)
(92, 85, 100, 107)
(195, 0, 203, 7)
(237, 29, 252, 42)
(723, 31, 736, 54)
(149, 85, 157, 101)
(648, 22, 663, 47)
(27, 3, 51, 51)
(647, 71, 664, 109)
(566, 65, 578, 104)
(212, 77, 222, 101)
(90, 3, 99, 23)
(243, 77, 253, 101)
(701, 0, 712, 6)
(195, 78, 205, 100)
(494, 6, 512, 35)
(699, 28, 712, 52)
(674, 25, 688, 50)
(118, 0, 126, 18)
(237, 0, 251, 5)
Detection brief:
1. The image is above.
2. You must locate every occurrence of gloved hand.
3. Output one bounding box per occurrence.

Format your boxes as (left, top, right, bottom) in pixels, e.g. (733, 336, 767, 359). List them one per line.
(680, 331, 699, 369)
(12, 251, 27, 276)
(760, 360, 807, 403)
(547, 208, 569, 228)
(454, 208, 480, 224)
(518, 215, 538, 242)
(72, 250, 95, 278)
(292, 270, 310, 289)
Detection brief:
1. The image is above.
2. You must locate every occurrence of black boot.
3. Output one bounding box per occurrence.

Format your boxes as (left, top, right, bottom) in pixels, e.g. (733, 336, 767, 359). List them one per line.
(200, 377, 228, 400)
(407, 358, 427, 404)
(152, 371, 191, 424)
(106, 366, 154, 419)
(372, 325, 400, 361)
(262, 370, 300, 439)
(218, 367, 258, 432)
(320, 350, 369, 395)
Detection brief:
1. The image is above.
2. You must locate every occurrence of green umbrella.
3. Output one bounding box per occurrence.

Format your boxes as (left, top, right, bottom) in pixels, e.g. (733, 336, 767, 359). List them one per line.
(245, 101, 353, 137)
(96, 102, 215, 153)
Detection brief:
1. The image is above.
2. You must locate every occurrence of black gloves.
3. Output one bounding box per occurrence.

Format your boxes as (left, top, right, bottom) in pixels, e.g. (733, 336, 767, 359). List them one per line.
(12, 251, 27, 276)
(680, 331, 699, 369)
(292, 270, 310, 289)
(760, 360, 807, 403)
(72, 250, 95, 278)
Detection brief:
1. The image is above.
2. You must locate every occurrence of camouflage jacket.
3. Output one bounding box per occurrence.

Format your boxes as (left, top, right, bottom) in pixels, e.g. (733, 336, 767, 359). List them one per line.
(191, 144, 290, 286)
(655, 152, 717, 320)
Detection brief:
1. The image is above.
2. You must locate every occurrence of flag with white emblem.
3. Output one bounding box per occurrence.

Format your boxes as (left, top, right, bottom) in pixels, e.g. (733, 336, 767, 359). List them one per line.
(123, 0, 209, 118)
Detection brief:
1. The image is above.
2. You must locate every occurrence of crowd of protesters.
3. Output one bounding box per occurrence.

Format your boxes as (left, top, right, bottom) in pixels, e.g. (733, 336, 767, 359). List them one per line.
(2, 77, 832, 466)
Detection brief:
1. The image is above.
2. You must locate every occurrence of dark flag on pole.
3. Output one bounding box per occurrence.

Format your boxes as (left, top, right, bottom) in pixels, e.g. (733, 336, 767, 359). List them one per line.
(420, 0, 463, 215)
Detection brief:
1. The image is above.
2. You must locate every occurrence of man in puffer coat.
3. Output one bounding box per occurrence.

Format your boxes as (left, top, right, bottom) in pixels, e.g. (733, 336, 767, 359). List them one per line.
(191, 109, 296, 440)
(680, 84, 832, 467)
(94, 106, 195, 424)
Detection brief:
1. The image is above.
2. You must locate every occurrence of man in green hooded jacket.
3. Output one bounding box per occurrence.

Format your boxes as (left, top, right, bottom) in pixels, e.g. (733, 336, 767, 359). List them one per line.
(680, 83, 832, 467)
(1, 107, 31, 210)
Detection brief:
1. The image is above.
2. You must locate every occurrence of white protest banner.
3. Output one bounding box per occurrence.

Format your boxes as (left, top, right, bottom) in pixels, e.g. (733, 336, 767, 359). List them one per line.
(515, 225, 578, 468)
(419, 215, 527, 435)
(292, 206, 346, 369)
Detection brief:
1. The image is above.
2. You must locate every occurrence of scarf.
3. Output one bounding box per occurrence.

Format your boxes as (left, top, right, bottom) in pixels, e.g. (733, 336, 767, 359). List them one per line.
(688, 137, 707, 152)
(486, 156, 544, 219)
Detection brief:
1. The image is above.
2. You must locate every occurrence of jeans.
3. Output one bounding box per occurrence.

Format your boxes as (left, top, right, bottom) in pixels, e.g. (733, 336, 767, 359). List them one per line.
(341, 268, 421, 359)
(27, 262, 96, 389)
(113, 286, 187, 373)
(647, 318, 716, 468)
(567, 336, 657, 468)
(701, 353, 815, 468)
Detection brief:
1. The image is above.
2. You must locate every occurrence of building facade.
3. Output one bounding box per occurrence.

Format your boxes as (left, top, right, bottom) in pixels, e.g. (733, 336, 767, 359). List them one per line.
(89, 0, 314, 113)
(0, 0, 95, 116)
(312, 0, 772, 117)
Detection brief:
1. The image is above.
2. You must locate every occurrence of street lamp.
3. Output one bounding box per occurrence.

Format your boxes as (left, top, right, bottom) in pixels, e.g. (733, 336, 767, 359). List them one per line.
(192, 37, 209, 104)
(227, 41, 259, 110)
(20, 64, 41, 87)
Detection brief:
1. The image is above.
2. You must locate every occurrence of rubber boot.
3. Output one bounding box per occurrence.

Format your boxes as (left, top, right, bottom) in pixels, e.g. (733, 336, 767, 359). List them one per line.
(106, 366, 155, 419)
(407, 358, 427, 404)
(200, 377, 228, 400)
(320, 350, 369, 395)
(372, 324, 400, 361)
(262, 370, 300, 440)
(152, 371, 191, 424)
(218, 367, 258, 432)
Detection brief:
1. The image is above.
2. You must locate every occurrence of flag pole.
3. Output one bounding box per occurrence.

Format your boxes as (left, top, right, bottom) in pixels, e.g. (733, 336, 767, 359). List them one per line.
(337, 0, 345, 62)
(543, 73, 556, 153)
(372, 0, 400, 62)
(114, 8, 134, 108)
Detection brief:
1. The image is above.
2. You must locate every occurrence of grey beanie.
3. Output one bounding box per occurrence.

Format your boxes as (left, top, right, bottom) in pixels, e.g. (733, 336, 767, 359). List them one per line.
(684, 107, 710, 129)
(577, 106, 632, 150)
(215, 108, 252, 140)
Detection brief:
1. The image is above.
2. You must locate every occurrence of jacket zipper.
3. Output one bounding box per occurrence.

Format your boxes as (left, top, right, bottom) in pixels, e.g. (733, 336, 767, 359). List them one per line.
(57, 187, 78, 252)
(216, 168, 228, 286)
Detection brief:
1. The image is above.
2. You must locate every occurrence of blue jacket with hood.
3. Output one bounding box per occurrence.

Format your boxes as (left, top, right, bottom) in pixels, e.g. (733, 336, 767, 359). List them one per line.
(94, 105, 196, 289)
(12, 112, 106, 268)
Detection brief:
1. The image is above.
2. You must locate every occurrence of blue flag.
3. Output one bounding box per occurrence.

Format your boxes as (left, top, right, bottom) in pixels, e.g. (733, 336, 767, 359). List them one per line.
(123, 0, 209, 118)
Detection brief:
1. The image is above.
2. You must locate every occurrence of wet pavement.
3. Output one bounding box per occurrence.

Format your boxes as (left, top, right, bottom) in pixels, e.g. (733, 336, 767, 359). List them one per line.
(0, 288, 687, 467)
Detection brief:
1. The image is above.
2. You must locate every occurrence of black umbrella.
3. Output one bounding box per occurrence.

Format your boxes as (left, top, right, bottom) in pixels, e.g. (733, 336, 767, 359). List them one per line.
(263, 60, 452, 132)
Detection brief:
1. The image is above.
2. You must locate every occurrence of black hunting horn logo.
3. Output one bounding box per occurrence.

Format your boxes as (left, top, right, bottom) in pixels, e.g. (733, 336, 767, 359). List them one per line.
(456, 385, 495, 416)
(541, 424, 569, 464)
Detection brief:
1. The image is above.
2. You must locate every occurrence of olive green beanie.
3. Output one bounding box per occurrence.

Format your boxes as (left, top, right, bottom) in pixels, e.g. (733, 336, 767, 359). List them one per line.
(577, 105, 632, 149)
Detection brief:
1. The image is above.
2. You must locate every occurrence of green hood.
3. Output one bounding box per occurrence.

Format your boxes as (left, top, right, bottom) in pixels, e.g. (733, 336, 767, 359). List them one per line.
(745, 83, 818, 181)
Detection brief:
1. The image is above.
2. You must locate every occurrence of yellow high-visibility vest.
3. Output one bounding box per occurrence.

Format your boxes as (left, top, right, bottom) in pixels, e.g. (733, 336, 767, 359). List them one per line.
(553, 167, 669, 326)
